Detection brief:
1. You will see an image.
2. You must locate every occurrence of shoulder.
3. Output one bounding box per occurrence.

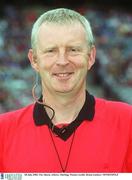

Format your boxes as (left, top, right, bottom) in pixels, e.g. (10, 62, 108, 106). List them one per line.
(95, 97, 132, 119)
(95, 97, 132, 111)
(93, 98, 132, 136)
(0, 104, 35, 127)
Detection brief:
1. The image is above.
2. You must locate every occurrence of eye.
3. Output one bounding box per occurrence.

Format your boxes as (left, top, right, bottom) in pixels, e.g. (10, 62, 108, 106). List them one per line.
(46, 49, 55, 53)
(67, 47, 82, 55)
(42, 48, 57, 57)
(70, 47, 80, 52)
(71, 48, 77, 52)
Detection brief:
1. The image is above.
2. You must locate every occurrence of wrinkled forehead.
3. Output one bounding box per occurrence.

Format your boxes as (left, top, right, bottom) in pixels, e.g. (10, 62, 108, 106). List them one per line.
(37, 23, 86, 46)
(38, 21, 86, 38)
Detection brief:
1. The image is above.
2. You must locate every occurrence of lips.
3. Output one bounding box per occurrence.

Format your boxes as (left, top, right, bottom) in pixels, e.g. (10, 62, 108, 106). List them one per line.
(53, 72, 73, 76)
(52, 72, 74, 79)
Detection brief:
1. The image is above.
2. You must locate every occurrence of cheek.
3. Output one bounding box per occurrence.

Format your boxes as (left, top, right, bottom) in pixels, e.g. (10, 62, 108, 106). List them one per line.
(37, 58, 54, 71)
(71, 57, 88, 69)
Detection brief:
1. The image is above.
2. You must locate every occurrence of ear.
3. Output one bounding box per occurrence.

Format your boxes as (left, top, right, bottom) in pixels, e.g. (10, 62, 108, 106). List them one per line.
(28, 49, 39, 72)
(87, 46, 96, 70)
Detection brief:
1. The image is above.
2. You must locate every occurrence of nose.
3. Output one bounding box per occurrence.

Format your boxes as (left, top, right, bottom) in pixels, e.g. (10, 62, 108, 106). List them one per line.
(56, 50, 69, 66)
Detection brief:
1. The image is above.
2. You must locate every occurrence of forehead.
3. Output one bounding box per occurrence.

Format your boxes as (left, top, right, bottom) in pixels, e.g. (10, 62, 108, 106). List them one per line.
(37, 22, 87, 46)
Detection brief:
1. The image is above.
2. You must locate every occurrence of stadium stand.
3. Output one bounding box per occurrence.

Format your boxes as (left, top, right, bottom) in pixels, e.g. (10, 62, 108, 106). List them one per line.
(0, 5, 131, 113)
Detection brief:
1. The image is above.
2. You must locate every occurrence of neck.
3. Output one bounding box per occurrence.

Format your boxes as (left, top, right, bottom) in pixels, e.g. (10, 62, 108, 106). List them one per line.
(43, 89, 86, 125)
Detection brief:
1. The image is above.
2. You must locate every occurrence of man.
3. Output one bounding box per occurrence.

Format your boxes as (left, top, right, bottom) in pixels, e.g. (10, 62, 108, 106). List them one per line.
(0, 8, 132, 173)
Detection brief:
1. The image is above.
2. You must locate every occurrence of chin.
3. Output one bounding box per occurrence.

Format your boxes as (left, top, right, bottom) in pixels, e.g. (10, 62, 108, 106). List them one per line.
(55, 88, 74, 94)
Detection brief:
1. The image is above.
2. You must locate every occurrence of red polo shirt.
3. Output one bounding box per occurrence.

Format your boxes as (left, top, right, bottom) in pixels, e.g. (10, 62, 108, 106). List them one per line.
(0, 92, 132, 172)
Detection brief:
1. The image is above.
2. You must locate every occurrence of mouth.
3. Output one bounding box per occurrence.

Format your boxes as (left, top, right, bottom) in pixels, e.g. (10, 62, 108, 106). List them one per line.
(52, 72, 74, 80)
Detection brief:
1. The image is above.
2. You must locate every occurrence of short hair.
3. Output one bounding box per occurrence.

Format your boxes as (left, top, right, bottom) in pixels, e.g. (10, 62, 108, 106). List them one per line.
(31, 8, 95, 51)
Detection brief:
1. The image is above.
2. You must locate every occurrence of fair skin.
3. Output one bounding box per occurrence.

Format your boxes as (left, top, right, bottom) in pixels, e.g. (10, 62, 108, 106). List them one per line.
(28, 22, 96, 125)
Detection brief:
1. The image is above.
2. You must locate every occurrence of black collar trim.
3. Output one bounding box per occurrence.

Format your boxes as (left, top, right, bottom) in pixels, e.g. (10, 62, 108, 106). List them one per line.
(33, 91, 95, 141)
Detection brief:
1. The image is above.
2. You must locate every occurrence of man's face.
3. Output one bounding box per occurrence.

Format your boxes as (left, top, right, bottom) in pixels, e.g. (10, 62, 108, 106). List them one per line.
(29, 23, 96, 95)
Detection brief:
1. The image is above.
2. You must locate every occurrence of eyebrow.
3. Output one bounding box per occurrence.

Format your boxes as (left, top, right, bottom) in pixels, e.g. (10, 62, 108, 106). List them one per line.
(67, 45, 83, 48)
(39, 46, 57, 52)
(39, 42, 86, 51)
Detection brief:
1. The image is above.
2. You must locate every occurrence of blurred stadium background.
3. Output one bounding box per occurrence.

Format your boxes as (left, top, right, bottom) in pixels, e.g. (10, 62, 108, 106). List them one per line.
(0, 0, 132, 113)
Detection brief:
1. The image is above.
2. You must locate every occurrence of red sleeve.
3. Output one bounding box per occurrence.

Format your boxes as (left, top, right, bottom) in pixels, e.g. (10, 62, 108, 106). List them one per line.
(125, 115, 132, 172)
(0, 119, 4, 172)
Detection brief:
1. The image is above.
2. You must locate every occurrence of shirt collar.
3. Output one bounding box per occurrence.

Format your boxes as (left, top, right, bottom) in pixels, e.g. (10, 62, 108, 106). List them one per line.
(33, 90, 95, 140)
